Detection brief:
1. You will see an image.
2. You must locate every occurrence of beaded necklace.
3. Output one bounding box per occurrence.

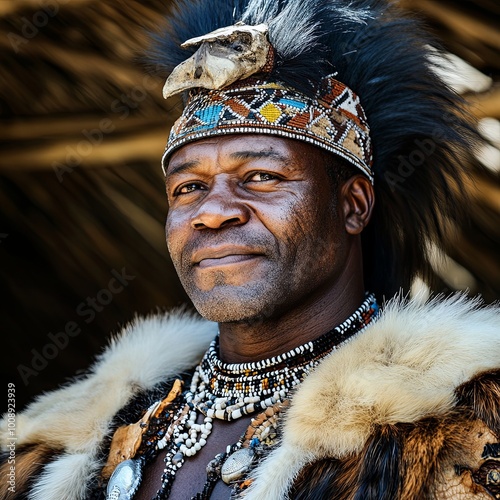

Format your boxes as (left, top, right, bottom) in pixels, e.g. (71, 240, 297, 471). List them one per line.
(105, 293, 378, 500)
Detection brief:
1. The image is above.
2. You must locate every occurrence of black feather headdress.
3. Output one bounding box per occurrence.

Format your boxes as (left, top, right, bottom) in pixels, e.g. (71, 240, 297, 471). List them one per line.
(149, 0, 478, 299)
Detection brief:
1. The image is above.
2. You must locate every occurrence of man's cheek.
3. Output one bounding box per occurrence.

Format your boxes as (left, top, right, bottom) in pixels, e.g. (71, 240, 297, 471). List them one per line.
(165, 231, 182, 268)
(165, 217, 181, 253)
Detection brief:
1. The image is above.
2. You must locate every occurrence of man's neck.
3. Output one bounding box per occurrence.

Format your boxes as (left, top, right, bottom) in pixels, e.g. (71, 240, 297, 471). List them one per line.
(218, 259, 365, 363)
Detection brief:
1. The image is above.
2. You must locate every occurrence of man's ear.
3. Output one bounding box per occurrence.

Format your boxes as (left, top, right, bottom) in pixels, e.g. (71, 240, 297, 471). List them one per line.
(341, 175, 375, 235)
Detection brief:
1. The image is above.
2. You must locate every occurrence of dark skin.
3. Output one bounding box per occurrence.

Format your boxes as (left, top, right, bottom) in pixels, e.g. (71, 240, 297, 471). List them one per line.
(165, 134, 374, 362)
(134, 135, 374, 499)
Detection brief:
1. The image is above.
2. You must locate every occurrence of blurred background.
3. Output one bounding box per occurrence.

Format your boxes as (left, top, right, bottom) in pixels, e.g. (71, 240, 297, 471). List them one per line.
(1, 0, 499, 410)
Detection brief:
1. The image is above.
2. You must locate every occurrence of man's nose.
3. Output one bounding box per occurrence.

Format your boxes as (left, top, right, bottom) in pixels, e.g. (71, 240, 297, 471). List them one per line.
(191, 182, 250, 230)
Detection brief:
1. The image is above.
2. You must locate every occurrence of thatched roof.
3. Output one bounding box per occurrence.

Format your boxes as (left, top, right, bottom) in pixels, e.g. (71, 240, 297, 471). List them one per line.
(1, 0, 499, 409)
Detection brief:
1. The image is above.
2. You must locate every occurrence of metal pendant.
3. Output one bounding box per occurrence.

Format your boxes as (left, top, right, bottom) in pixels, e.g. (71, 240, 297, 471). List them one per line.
(220, 448, 255, 484)
(106, 458, 144, 500)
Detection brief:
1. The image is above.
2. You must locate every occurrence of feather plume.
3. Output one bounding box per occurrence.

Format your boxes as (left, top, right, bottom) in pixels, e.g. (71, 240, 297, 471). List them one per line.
(148, 0, 479, 297)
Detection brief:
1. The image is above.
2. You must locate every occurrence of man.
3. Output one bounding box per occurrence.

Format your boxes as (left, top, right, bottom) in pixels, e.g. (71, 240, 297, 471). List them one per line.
(2, 0, 500, 498)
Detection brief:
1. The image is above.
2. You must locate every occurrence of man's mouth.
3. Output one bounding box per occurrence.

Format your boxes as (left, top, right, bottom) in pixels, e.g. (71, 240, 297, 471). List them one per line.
(192, 246, 264, 269)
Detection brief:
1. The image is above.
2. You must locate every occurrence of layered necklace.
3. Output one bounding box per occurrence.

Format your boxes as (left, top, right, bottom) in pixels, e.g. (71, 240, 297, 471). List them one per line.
(105, 293, 379, 500)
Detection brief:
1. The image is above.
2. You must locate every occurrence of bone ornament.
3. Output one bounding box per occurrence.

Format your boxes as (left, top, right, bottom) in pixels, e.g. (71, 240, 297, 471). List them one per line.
(162, 23, 271, 99)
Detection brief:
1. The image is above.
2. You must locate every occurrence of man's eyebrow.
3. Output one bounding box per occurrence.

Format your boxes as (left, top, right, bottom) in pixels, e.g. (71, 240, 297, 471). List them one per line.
(165, 160, 200, 177)
(166, 150, 287, 177)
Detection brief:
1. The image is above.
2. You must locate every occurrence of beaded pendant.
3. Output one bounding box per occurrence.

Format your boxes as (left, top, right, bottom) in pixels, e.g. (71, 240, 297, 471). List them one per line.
(106, 458, 145, 500)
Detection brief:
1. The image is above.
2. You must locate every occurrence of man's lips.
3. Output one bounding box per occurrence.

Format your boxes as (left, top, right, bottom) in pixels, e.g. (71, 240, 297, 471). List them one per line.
(192, 246, 264, 269)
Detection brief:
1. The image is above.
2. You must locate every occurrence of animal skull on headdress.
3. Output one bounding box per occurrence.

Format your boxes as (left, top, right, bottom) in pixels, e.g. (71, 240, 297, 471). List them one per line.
(162, 22, 271, 98)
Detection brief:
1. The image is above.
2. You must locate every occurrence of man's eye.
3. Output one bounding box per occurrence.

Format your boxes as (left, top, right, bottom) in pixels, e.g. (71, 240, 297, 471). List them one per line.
(175, 183, 203, 195)
(248, 172, 277, 182)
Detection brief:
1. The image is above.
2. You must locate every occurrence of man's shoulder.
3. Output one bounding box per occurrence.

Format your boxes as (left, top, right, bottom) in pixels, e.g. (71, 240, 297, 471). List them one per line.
(244, 293, 500, 499)
(5, 309, 216, 447)
(288, 292, 500, 454)
(0, 309, 216, 499)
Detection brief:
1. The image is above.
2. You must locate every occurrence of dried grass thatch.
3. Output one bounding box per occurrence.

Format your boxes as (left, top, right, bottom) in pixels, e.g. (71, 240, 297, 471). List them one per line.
(1, 0, 499, 408)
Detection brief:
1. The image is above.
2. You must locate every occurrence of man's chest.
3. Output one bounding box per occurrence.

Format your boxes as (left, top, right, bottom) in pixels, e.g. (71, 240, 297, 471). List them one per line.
(133, 417, 253, 499)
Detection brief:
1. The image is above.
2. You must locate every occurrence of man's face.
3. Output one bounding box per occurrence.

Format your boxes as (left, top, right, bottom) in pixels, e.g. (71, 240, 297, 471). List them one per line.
(165, 135, 350, 323)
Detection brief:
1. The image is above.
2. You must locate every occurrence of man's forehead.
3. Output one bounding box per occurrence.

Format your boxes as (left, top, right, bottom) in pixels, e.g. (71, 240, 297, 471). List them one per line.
(165, 135, 307, 175)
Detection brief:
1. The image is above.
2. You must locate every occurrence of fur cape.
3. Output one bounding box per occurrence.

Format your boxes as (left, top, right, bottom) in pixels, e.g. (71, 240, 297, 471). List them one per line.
(2, 294, 500, 499)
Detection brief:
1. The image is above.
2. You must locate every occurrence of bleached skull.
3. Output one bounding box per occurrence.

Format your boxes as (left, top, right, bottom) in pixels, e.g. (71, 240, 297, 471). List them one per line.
(162, 23, 271, 99)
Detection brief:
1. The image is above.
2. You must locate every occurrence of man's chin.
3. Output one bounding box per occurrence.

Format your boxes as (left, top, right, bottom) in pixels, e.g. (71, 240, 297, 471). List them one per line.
(190, 291, 279, 324)
(194, 302, 264, 324)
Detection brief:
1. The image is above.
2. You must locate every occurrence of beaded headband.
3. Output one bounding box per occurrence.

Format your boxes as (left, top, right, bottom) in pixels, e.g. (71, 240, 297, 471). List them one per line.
(160, 23, 374, 182)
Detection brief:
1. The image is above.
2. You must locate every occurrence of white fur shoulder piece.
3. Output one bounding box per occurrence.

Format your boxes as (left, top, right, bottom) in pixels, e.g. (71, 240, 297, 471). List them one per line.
(244, 293, 500, 499)
(1, 309, 216, 500)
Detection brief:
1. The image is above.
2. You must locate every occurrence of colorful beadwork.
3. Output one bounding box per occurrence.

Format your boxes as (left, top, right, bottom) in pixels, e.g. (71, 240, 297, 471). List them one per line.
(125, 294, 379, 499)
(162, 77, 374, 182)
